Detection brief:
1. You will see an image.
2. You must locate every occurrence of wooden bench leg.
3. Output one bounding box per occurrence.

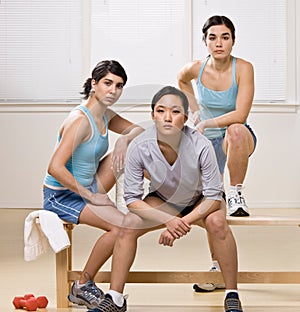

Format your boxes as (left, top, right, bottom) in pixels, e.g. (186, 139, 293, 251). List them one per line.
(56, 223, 73, 308)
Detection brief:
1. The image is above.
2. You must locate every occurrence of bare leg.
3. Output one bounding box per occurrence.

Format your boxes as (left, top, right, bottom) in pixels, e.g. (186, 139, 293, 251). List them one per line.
(223, 124, 254, 186)
(77, 205, 125, 284)
(205, 174, 226, 271)
(110, 213, 150, 293)
(96, 153, 117, 193)
(207, 125, 254, 265)
(109, 196, 177, 293)
(204, 208, 238, 289)
(74, 151, 123, 284)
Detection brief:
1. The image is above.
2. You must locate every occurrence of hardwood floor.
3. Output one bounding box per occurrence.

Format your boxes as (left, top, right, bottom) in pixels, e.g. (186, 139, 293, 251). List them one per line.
(1, 208, 300, 311)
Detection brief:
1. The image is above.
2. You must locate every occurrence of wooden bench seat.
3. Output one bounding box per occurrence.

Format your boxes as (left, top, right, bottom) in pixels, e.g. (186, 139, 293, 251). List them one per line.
(55, 213, 300, 308)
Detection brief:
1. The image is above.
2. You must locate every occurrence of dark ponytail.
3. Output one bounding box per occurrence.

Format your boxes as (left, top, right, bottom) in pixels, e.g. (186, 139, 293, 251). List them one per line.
(80, 60, 127, 100)
(80, 78, 93, 100)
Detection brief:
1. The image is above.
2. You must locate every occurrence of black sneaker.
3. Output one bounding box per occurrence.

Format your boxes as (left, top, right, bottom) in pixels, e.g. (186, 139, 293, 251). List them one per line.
(224, 292, 243, 312)
(88, 293, 127, 312)
(68, 280, 105, 309)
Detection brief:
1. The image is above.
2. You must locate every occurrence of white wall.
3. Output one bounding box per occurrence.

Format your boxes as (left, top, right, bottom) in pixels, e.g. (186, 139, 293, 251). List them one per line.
(0, 105, 299, 209)
(1, 1, 299, 209)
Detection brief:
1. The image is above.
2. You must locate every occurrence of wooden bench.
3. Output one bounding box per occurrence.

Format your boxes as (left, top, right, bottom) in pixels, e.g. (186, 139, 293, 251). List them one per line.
(55, 213, 300, 308)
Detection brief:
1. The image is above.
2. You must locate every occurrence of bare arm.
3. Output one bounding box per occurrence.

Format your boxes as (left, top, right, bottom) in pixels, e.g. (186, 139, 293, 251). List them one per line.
(158, 198, 221, 247)
(177, 61, 201, 113)
(47, 113, 113, 206)
(128, 200, 191, 238)
(106, 108, 144, 172)
(182, 198, 221, 225)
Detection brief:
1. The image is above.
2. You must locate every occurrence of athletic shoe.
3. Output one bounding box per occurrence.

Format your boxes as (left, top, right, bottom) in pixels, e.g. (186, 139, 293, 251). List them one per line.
(87, 294, 127, 312)
(193, 266, 226, 292)
(68, 280, 105, 309)
(227, 185, 249, 217)
(224, 292, 243, 312)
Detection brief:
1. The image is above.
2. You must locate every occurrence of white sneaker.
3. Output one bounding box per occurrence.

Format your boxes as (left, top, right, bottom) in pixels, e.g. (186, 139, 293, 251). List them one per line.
(193, 266, 226, 292)
(227, 184, 249, 217)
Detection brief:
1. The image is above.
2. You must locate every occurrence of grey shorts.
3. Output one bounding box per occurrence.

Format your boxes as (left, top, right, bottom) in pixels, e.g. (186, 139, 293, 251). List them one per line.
(210, 124, 257, 174)
(43, 179, 98, 224)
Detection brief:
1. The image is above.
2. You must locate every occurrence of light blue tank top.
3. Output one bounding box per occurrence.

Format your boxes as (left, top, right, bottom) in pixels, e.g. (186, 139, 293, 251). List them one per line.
(197, 56, 238, 139)
(44, 105, 109, 188)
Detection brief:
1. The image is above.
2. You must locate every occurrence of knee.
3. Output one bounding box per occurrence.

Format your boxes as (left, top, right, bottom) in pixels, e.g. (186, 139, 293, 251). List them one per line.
(117, 213, 144, 240)
(116, 226, 139, 241)
(226, 124, 247, 146)
(205, 214, 229, 240)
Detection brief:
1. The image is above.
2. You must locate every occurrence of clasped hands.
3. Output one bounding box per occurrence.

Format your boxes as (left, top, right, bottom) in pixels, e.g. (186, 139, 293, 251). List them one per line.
(159, 216, 191, 247)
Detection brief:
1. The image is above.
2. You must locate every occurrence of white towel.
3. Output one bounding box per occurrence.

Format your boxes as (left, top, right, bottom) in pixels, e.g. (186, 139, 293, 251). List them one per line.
(24, 210, 71, 261)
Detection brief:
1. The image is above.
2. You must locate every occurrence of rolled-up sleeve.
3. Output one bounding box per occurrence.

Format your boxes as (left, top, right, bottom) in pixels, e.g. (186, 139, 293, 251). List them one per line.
(199, 141, 224, 201)
(123, 141, 145, 206)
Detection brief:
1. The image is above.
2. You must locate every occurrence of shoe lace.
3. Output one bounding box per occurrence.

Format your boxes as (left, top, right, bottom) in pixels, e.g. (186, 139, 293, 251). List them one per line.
(228, 193, 239, 206)
(100, 297, 121, 311)
(98, 294, 128, 311)
(80, 289, 101, 304)
(225, 297, 242, 310)
(238, 194, 246, 205)
(228, 186, 247, 207)
(209, 266, 220, 272)
(86, 281, 104, 297)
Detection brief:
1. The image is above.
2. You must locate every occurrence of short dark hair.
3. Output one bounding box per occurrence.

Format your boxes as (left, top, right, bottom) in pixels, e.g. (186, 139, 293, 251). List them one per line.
(202, 15, 235, 43)
(151, 86, 189, 116)
(81, 60, 127, 99)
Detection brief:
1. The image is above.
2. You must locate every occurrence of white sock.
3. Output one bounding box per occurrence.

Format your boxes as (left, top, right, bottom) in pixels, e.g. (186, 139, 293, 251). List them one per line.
(76, 280, 86, 288)
(211, 260, 220, 271)
(230, 184, 243, 193)
(108, 290, 124, 307)
(225, 289, 238, 296)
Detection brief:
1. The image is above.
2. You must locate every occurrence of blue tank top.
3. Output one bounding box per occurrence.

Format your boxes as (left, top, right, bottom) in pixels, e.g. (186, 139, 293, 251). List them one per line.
(197, 56, 238, 139)
(44, 105, 109, 188)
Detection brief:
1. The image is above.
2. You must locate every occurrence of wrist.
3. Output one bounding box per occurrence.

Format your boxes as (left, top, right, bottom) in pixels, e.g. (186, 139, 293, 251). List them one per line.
(85, 190, 95, 203)
(191, 110, 200, 125)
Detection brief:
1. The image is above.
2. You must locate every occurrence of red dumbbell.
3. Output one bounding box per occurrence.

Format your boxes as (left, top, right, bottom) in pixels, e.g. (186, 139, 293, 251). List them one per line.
(12, 294, 48, 310)
(12, 296, 24, 309)
(24, 294, 35, 300)
(13, 293, 35, 308)
(12, 296, 38, 311)
(36, 296, 48, 308)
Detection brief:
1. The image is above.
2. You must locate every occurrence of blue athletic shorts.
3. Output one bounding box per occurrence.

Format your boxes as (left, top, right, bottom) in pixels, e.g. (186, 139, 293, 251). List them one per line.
(210, 124, 257, 174)
(43, 179, 98, 224)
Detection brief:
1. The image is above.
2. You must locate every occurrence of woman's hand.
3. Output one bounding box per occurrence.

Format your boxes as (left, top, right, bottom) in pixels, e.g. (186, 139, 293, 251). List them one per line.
(190, 110, 206, 134)
(191, 110, 200, 126)
(111, 136, 130, 173)
(89, 192, 115, 207)
(196, 120, 206, 134)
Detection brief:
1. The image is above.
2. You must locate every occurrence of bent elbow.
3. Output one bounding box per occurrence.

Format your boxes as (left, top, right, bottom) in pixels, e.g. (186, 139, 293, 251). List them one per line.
(47, 162, 60, 179)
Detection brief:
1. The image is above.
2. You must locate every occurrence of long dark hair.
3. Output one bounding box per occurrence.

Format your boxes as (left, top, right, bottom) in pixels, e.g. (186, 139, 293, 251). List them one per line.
(81, 60, 127, 99)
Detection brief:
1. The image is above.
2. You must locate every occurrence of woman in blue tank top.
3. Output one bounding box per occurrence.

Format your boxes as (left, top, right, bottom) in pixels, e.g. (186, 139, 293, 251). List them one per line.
(178, 15, 257, 217)
(43, 60, 143, 309)
(178, 16, 256, 298)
